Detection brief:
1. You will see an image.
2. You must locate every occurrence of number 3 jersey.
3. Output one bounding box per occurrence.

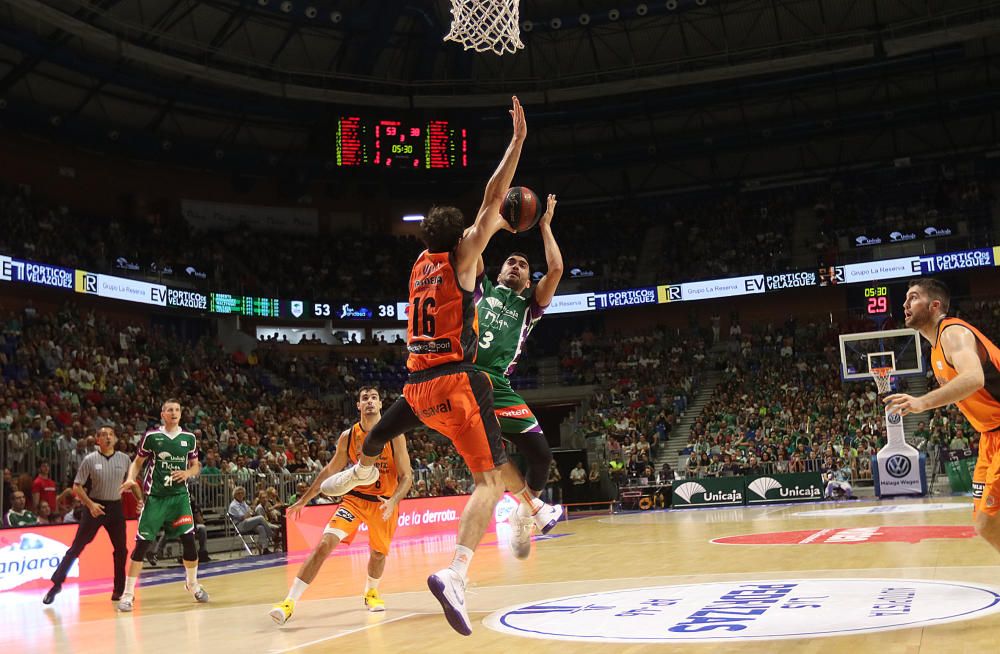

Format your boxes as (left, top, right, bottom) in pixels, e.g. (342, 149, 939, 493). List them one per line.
(406, 250, 479, 373)
(474, 275, 546, 378)
(138, 428, 198, 497)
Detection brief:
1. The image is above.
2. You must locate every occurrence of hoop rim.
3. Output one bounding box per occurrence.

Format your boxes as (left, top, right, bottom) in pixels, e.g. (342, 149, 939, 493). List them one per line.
(870, 366, 895, 377)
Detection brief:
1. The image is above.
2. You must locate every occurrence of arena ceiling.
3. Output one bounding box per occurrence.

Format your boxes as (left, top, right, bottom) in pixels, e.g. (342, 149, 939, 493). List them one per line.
(1, 0, 1000, 192)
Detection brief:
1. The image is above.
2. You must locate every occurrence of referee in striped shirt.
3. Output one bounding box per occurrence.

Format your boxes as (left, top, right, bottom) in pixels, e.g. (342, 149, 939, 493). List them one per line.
(43, 426, 133, 604)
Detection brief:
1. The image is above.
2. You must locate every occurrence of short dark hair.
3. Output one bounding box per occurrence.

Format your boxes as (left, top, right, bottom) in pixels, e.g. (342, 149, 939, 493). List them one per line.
(420, 206, 465, 252)
(908, 278, 951, 313)
(358, 386, 380, 400)
(506, 251, 530, 270)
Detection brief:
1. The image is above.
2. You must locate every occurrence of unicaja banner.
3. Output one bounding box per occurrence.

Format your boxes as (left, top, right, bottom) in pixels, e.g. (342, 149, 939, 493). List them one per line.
(874, 408, 927, 497)
(744, 472, 825, 504)
(671, 477, 745, 509)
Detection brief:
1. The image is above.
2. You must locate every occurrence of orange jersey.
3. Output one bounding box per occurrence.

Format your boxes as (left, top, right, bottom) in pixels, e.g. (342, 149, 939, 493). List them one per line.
(931, 317, 1000, 432)
(405, 250, 478, 372)
(346, 422, 399, 497)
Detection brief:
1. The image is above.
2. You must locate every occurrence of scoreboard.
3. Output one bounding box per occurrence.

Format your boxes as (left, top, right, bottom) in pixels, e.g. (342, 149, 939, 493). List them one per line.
(336, 117, 467, 169)
(210, 294, 280, 317)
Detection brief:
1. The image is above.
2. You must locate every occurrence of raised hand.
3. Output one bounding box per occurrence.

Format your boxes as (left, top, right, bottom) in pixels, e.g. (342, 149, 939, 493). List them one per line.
(509, 96, 526, 141)
(539, 194, 557, 228)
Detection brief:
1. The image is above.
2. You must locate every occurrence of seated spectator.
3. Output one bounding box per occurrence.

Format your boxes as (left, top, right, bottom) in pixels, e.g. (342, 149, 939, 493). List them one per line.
(228, 486, 274, 554)
(6, 491, 38, 527)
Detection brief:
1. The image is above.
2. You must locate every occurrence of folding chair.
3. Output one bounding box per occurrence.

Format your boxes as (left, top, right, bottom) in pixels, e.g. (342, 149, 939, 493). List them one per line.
(227, 513, 259, 556)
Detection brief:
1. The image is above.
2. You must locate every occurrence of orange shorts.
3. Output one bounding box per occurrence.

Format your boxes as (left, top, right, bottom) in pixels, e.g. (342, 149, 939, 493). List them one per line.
(403, 370, 507, 473)
(324, 493, 398, 555)
(973, 431, 1000, 518)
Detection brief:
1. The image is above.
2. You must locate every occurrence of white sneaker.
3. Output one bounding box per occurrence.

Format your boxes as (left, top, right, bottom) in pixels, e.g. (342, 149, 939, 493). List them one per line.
(320, 463, 380, 497)
(186, 583, 209, 603)
(530, 502, 563, 535)
(427, 568, 472, 636)
(117, 594, 134, 612)
(509, 504, 533, 560)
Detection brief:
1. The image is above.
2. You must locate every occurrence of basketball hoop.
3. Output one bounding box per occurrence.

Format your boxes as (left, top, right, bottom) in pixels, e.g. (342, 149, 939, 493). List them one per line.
(871, 366, 894, 395)
(443, 0, 524, 55)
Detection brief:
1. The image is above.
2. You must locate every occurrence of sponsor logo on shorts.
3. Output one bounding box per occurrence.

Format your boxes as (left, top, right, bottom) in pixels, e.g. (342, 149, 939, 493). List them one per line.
(171, 515, 194, 528)
(335, 507, 357, 522)
(419, 399, 453, 418)
(484, 580, 1000, 642)
(497, 405, 531, 419)
(711, 525, 975, 545)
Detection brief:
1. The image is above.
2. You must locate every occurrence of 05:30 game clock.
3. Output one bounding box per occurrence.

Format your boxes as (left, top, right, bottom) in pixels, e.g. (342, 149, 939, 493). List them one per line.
(852, 284, 892, 315)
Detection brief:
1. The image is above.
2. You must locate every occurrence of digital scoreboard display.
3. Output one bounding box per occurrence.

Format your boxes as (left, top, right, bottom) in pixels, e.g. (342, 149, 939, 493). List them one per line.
(336, 117, 467, 169)
(210, 293, 280, 317)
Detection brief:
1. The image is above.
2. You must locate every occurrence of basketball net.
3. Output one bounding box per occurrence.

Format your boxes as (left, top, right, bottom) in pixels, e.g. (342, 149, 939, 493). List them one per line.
(871, 366, 894, 395)
(443, 0, 524, 55)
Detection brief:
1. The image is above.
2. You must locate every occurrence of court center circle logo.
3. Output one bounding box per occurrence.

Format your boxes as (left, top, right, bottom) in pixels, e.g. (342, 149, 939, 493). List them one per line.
(484, 579, 1000, 642)
(886, 455, 912, 478)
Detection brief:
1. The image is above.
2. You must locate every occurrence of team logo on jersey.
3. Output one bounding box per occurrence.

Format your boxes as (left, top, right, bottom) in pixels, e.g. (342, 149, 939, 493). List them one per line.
(485, 297, 505, 311)
(484, 580, 1000, 642)
(158, 451, 172, 461)
(936, 361, 944, 370)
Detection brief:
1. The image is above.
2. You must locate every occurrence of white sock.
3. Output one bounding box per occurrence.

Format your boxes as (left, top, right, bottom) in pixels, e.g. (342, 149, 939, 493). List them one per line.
(355, 462, 374, 478)
(449, 545, 474, 579)
(185, 566, 198, 588)
(287, 577, 309, 602)
(365, 575, 381, 592)
(123, 576, 137, 597)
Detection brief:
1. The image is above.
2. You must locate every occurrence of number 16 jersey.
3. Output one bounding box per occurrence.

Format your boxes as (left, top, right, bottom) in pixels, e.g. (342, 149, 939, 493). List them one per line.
(406, 250, 479, 373)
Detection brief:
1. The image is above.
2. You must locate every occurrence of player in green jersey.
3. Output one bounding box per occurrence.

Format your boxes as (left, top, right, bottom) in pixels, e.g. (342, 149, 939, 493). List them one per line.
(476, 193, 565, 556)
(117, 399, 207, 611)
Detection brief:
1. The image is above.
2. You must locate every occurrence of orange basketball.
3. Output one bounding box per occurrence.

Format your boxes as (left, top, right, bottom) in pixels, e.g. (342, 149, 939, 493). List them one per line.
(500, 186, 542, 232)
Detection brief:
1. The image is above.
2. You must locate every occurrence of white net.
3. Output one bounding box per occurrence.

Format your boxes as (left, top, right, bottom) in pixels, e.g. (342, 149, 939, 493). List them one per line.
(443, 0, 524, 56)
(871, 367, 894, 395)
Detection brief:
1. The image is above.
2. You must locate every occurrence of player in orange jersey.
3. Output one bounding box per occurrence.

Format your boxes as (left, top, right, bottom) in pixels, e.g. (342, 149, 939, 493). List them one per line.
(885, 278, 1000, 555)
(321, 96, 558, 636)
(268, 386, 412, 624)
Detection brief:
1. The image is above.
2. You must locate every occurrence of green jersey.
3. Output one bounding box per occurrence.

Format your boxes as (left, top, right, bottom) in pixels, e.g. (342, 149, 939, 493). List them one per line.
(6, 509, 38, 527)
(138, 427, 198, 497)
(474, 275, 546, 377)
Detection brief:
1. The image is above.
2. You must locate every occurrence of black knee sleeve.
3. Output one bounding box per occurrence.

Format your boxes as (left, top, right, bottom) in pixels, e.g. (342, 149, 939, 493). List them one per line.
(361, 397, 420, 458)
(180, 532, 197, 561)
(130, 539, 152, 562)
(505, 431, 552, 493)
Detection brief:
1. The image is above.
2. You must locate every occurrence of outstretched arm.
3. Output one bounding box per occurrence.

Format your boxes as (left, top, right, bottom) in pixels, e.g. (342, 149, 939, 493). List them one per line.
(532, 194, 563, 307)
(884, 325, 985, 415)
(455, 96, 526, 272)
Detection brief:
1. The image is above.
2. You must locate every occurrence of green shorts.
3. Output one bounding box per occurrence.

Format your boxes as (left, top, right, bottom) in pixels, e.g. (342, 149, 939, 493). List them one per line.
(487, 372, 541, 435)
(137, 494, 194, 541)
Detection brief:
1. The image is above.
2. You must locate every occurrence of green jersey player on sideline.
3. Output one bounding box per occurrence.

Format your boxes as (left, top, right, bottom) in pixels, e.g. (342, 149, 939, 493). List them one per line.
(117, 398, 208, 611)
(475, 193, 564, 555)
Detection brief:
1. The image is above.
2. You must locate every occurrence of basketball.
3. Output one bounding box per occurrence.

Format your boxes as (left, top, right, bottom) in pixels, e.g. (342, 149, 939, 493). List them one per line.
(500, 186, 542, 232)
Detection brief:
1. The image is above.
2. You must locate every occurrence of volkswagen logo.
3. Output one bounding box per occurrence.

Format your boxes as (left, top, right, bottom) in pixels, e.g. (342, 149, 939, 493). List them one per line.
(887, 412, 902, 425)
(886, 455, 912, 478)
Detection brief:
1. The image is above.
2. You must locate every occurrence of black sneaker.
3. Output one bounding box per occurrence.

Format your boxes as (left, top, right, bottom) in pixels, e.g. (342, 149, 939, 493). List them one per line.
(42, 584, 61, 605)
(111, 593, 122, 601)
(146, 551, 159, 567)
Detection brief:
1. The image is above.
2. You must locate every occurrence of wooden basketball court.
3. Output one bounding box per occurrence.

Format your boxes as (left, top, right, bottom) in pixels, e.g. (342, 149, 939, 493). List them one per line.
(5, 496, 997, 653)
